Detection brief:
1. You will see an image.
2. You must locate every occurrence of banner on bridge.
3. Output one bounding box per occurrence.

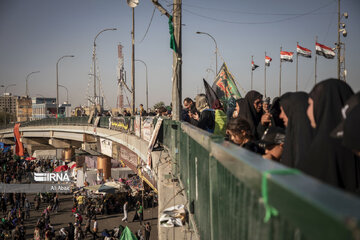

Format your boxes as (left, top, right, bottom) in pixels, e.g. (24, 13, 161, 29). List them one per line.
(100, 138, 113, 157)
(109, 117, 131, 132)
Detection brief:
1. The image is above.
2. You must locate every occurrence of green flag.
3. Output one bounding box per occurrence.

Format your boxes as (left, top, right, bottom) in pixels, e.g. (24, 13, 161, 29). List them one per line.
(168, 16, 177, 53)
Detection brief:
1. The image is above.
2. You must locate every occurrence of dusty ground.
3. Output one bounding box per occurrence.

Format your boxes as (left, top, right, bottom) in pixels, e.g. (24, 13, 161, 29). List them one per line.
(22, 194, 158, 239)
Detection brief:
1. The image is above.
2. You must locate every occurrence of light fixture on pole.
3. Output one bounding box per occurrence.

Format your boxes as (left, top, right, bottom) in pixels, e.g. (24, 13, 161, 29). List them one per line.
(93, 28, 117, 109)
(196, 31, 218, 75)
(25, 71, 40, 97)
(4, 84, 16, 127)
(58, 84, 69, 104)
(135, 59, 148, 112)
(337, 0, 348, 81)
(56, 55, 74, 117)
(127, 0, 139, 115)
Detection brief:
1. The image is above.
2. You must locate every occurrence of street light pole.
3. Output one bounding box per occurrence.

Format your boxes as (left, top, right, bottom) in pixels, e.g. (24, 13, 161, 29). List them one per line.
(135, 59, 148, 111)
(93, 28, 117, 109)
(25, 71, 40, 97)
(4, 84, 16, 127)
(196, 31, 218, 74)
(131, 8, 136, 115)
(58, 84, 69, 103)
(56, 55, 74, 117)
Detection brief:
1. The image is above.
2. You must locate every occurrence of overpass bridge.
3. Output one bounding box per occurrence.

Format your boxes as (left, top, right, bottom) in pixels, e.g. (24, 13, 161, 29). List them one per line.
(0, 117, 360, 240)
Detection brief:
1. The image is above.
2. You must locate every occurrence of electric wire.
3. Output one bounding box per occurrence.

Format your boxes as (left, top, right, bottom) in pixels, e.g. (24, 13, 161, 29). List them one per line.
(182, 1, 335, 25)
(181, 1, 336, 16)
(139, 7, 156, 44)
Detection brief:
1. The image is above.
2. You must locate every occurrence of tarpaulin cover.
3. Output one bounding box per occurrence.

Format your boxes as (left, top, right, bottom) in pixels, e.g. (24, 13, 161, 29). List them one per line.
(119, 226, 137, 240)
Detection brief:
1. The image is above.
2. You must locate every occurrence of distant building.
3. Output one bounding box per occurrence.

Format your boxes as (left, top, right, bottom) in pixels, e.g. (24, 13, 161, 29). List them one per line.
(0, 93, 18, 114)
(0, 93, 18, 123)
(16, 96, 32, 122)
(31, 97, 71, 120)
(31, 97, 56, 120)
(60, 102, 72, 117)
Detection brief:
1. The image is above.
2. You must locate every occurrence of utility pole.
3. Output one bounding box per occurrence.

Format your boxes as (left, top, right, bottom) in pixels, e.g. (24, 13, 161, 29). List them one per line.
(132, 8, 136, 115)
(172, 0, 182, 121)
(264, 51, 266, 98)
(296, 42, 299, 92)
(337, 0, 348, 81)
(251, 55, 253, 90)
(315, 36, 318, 85)
(151, 0, 181, 120)
(337, 0, 341, 80)
(279, 46, 282, 96)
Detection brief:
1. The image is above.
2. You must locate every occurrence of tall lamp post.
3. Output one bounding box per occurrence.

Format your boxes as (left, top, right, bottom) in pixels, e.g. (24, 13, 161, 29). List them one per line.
(196, 31, 218, 74)
(56, 55, 74, 117)
(58, 84, 69, 104)
(127, 0, 139, 115)
(135, 59, 148, 111)
(25, 71, 40, 97)
(93, 28, 117, 109)
(4, 84, 16, 127)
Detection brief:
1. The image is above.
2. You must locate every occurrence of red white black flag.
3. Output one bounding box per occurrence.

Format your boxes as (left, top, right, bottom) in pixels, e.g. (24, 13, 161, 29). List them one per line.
(252, 61, 259, 71)
(280, 51, 294, 62)
(297, 44, 312, 58)
(265, 56, 272, 66)
(316, 42, 335, 59)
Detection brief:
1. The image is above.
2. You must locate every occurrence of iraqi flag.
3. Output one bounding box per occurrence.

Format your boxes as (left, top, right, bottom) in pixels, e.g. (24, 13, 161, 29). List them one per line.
(265, 56, 272, 66)
(297, 44, 312, 58)
(316, 42, 335, 59)
(280, 51, 294, 62)
(252, 61, 259, 71)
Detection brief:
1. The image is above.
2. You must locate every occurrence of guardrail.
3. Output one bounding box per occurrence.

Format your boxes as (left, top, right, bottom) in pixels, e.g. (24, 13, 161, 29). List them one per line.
(159, 120, 360, 240)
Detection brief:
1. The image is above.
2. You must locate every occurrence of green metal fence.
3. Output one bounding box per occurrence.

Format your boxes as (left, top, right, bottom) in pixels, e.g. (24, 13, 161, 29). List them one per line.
(160, 120, 360, 240)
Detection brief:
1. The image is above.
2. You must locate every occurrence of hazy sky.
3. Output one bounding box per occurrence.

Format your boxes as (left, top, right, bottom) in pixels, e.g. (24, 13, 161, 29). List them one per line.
(1, 0, 359, 109)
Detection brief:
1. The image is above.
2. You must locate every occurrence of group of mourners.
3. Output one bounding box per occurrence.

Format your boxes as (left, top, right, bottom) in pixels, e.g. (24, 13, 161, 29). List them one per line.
(182, 78, 360, 195)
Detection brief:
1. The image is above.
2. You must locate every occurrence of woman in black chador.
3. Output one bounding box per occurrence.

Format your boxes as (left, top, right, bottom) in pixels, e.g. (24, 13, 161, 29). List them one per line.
(279, 92, 313, 168)
(303, 79, 359, 194)
(239, 90, 263, 140)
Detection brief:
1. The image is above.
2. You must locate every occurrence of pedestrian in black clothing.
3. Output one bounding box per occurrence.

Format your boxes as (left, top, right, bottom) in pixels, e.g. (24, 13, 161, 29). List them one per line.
(279, 92, 313, 168)
(303, 79, 359, 194)
(145, 222, 151, 240)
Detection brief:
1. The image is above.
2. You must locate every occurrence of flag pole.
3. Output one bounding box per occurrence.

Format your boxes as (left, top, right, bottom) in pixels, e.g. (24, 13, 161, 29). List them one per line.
(279, 46, 282, 96)
(264, 51, 266, 98)
(251, 55, 253, 90)
(315, 36, 318, 85)
(296, 42, 299, 92)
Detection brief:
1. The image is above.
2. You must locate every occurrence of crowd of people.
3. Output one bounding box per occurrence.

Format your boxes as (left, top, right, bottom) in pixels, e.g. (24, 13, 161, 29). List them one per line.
(182, 78, 360, 195)
(0, 149, 155, 240)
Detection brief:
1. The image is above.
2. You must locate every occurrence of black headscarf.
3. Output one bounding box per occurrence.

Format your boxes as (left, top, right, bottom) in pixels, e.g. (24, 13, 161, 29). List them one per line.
(269, 97, 285, 128)
(279, 92, 313, 168)
(301, 79, 359, 193)
(239, 90, 263, 139)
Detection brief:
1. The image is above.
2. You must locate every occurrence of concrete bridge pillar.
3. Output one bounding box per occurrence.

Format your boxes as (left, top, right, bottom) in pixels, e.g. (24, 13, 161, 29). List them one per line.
(97, 155, 111, 180)
(64, 148, 74, 162)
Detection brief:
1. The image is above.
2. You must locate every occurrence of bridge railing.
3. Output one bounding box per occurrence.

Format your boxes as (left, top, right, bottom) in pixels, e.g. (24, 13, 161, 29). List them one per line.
(159, 120, 360, 240)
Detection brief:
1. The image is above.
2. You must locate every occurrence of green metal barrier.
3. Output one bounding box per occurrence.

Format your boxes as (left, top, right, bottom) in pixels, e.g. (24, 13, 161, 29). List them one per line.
(160, 120, 360, 240)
